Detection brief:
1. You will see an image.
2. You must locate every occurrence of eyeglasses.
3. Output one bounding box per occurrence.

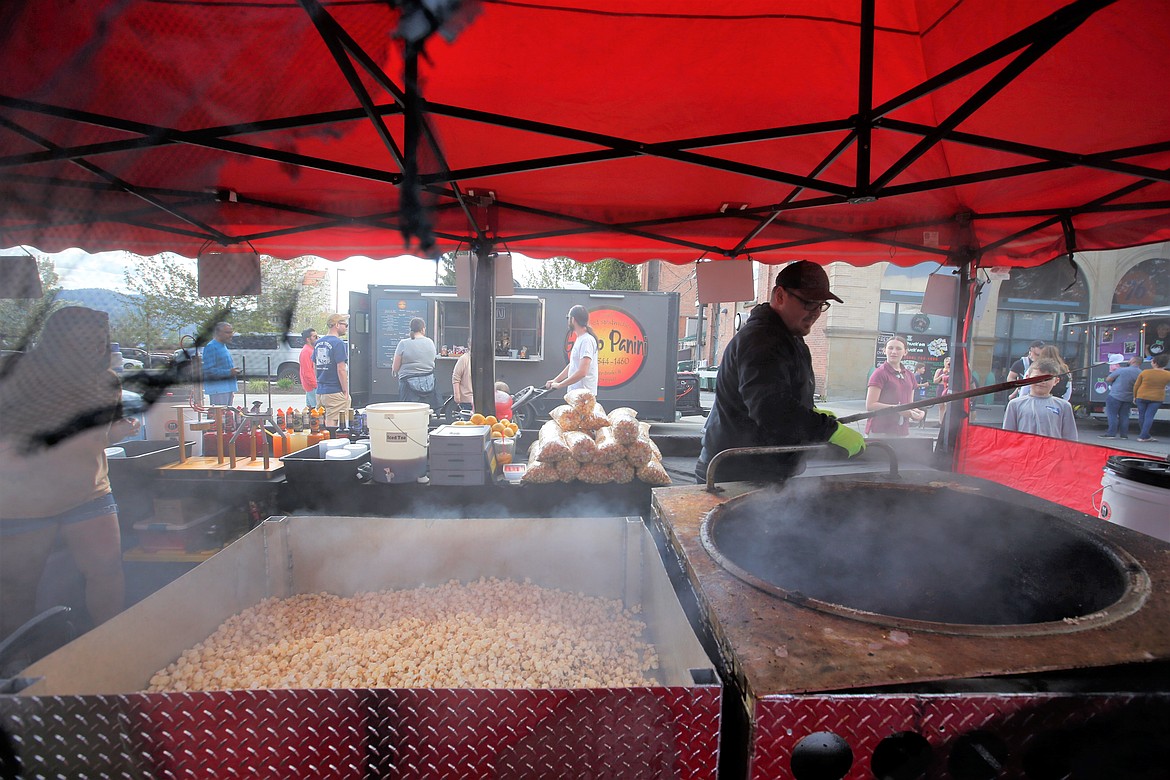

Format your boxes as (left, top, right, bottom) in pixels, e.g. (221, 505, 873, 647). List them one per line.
(786, 290, 831, 313)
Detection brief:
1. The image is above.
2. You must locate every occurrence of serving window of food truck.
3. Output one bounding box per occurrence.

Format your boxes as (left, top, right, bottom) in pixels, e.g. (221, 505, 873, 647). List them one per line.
(434, 296, 545, 360)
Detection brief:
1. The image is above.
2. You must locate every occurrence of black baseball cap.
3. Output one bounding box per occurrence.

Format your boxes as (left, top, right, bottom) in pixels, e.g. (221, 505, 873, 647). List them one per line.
(775, 260, 843, 303)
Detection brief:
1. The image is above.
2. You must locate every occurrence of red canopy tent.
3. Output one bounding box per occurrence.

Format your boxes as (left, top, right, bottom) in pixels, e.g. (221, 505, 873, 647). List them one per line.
(2, 0, 1168, 496)
(2, 0, 1168, 267)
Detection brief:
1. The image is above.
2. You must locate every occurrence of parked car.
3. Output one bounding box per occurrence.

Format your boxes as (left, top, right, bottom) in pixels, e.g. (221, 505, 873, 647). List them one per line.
(118, 347, 174, 369)
(697, 365, 719, 391)
(170, 333, 303, 384)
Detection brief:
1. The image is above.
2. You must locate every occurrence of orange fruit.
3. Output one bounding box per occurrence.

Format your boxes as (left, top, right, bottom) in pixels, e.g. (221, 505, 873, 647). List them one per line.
(485, 415, 498, 426)
(507, 423, 519, 436)
(470, 413, 486, 425)
(490, 430, 503, 439)
(491, 422, 505, 433)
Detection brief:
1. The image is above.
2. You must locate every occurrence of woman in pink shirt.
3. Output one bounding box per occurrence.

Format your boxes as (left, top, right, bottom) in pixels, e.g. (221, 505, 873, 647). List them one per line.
(866, 336, 926, 436)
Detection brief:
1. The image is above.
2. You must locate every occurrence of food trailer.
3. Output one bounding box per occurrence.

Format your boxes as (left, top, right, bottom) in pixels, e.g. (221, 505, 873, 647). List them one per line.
(1062, 305, 1170, 418)
(351, 285, 681, 422)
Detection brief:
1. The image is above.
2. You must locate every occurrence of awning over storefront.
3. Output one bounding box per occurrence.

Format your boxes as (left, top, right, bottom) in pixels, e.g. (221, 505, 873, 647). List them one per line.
(2, 0, 1169, 268)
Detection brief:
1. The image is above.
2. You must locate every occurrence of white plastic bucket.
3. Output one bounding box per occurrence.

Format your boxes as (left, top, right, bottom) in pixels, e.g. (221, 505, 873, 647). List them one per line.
(1098, 456, 1170, 542)
(365, 402, 430, 483)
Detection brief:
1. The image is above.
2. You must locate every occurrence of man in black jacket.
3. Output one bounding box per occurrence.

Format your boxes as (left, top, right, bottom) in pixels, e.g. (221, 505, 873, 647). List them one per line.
(696, 261, 866, 483)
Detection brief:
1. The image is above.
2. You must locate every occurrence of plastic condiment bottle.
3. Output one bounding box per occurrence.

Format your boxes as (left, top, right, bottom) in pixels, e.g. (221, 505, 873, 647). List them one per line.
(268, 429, 286, 457)
(276, 408, 286, 430)
(495, 389, 513, 422)
(309, 407, 321, 434)
(288, 430, 309, 453)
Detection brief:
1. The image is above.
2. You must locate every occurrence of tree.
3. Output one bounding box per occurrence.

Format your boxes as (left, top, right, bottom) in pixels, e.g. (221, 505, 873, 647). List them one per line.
(120, 253, 330, 348)
(120, 253, 221, 348)
(0, 254, 64, 350)
(521, 257, 641, 291)
(437, 252, 456, 286)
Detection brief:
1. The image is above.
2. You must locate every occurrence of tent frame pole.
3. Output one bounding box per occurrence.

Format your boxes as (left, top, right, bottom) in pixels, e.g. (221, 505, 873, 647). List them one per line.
(470, 241, 497, 417)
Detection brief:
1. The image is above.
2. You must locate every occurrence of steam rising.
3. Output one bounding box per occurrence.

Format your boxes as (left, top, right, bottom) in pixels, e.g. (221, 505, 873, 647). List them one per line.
(708, 480, 1128, 625)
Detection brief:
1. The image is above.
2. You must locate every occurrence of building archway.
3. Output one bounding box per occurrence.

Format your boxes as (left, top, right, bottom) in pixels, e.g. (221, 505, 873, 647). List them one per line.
(1112, 257, 1170, 312)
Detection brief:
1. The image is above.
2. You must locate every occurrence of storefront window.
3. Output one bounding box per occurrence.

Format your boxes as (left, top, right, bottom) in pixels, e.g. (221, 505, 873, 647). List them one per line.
(1112, 257, 1170, 311)
(879, 265, 955, 339)
(992, 263, 1088, 382)
(434, 298, 544, 359)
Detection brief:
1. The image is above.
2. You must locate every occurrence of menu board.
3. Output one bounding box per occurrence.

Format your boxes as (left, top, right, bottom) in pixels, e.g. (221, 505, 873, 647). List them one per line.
(875, 332, 950, 367)
(376, 297, 429, 369)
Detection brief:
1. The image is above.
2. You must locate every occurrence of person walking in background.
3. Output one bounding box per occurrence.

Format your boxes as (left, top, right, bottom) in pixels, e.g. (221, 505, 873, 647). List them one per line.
(1100, 356, 1142, 440)
(913, 363, 929, 428)
(202, 321, 241, 406)
(0, 307, 139, 638)
(1006, 340, 1045, 399)
(865, 336, 925, 436)
(1002, 359, 1078, 441)
(315, 313, 351, 427)
(392, 316, 437, 408)
(298, 328, 318, 409)
(933, 356, 952, 427)
(914, 363, 929, 399)
(1133, 353, 1170, 443)
(1038, 344, 1073, 400)
(451, 341, 473, 415)
(546, 305, 599, 395)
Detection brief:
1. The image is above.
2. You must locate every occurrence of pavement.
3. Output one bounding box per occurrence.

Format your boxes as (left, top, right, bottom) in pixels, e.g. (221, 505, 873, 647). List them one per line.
(679, 391, 1170, 460)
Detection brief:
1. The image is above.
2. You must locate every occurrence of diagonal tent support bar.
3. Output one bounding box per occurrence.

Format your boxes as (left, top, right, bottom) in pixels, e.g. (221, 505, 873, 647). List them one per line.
(0, 116, 229, 245)
(876, 119, 1170, 185)
(0, 97, 405, 186)
(1, 172, 416, 239)
(295, 0, 483, 240)
(422, 102, 855, 197)
(873, 0, 1118, 118)
(872, 0, 1115, 190)
(297, 0, 407, 173)
(732, 130, 861, 257)
(978, 168, 1170, 257)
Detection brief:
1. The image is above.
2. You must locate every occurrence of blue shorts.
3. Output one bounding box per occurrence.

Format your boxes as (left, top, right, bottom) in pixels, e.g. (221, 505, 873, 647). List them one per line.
(0, 493, 119, 537)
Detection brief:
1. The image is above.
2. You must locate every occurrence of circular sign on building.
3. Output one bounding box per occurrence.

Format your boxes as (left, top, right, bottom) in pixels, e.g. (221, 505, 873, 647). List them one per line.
(910, 313, 931, 333)
(563, 308, 648, 388)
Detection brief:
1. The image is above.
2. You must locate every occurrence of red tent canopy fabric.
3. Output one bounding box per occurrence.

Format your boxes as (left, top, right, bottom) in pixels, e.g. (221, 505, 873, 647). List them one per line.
(956, 423, 1132, 517)
(2, 0, 1169, 267)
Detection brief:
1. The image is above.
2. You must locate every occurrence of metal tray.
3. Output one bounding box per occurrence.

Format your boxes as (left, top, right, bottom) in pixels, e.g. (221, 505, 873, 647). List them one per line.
(3, 516, 722, 779)
(279, 442, 371, 483)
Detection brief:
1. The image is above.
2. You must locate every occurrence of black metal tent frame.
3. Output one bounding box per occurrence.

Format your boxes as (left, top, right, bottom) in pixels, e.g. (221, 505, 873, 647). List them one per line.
(3, 0, 1168, 416)
(3, 0, 1168, 264)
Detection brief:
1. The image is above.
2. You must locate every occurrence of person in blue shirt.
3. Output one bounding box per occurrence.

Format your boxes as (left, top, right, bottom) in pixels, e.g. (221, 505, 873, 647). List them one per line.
(202, 322, 241, 406)
(314, 313, 351, 427)
(1100, 356, 1143, 440)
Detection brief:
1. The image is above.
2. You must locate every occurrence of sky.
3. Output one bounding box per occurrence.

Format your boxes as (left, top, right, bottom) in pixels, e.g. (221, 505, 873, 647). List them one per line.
(1, 246, 546, 304)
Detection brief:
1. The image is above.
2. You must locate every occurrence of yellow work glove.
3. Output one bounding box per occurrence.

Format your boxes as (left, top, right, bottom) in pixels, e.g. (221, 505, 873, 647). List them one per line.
(828, 422, 865, 457)
(815, 407, 837, 419)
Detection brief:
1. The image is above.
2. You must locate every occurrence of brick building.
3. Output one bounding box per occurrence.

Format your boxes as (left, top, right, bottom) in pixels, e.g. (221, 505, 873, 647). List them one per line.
(642, 241, 1170, 402)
